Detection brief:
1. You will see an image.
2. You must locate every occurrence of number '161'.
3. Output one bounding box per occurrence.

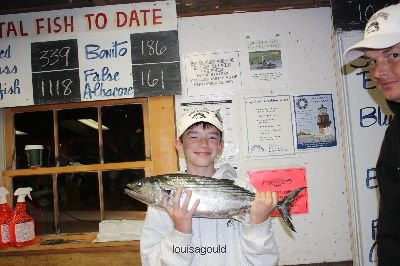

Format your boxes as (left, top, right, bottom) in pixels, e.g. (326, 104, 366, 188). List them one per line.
(141, 69, 164, 89)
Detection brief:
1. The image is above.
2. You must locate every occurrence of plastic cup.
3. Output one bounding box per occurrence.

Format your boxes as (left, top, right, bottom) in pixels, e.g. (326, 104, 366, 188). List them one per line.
(25, 145, 44, 169)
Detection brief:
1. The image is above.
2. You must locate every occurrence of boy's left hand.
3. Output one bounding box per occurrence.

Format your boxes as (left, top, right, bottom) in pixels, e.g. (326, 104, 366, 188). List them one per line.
(250, 191, 278, 224)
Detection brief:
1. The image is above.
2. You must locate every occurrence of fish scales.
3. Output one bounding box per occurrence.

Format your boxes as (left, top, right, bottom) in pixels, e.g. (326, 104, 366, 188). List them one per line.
(125, 173, 306, 232)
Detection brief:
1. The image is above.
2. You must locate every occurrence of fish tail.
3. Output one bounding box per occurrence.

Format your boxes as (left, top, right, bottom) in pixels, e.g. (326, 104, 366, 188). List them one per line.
(276, 187, 306, 232)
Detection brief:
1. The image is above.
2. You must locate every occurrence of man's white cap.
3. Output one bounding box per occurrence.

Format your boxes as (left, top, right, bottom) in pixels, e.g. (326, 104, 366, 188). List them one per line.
(344, 3, 400, 61)
(177, 109, 223, 138)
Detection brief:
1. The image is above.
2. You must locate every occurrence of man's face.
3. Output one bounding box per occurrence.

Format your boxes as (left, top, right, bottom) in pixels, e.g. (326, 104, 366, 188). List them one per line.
(364, 43, 400, 103)
(176, 123, 223, 169)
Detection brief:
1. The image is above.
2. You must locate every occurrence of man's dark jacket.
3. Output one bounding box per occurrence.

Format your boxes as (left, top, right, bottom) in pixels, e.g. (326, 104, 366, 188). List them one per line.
(377, 100, 400, 265)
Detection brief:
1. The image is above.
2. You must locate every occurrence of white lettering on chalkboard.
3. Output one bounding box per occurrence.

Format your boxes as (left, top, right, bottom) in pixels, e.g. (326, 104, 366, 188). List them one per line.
(141, 69, 164, 89)
(141, 40, 166, 56)
(41, 79, 72, 97)
(39, 47, 70, 67)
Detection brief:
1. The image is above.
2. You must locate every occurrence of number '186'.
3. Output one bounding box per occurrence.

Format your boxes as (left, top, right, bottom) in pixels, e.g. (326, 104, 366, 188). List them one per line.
(141, 40, 166, 56)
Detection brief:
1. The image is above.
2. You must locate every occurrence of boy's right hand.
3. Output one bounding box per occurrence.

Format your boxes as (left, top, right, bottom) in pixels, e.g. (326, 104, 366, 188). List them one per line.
(162, 187, 200, 234)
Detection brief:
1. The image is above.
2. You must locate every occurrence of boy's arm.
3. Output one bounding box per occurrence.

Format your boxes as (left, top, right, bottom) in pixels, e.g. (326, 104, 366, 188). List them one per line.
(230, 170, 279, 265)
(241, 219, 279, 265)
(140, 207, 195, 266)
(240, 191, 279, 265)
(238, 191, 279, 265)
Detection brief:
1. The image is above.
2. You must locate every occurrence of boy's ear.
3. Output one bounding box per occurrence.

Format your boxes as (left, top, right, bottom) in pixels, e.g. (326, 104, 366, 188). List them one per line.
(175, 138, 183, 152)
(218, 140, 224, 154)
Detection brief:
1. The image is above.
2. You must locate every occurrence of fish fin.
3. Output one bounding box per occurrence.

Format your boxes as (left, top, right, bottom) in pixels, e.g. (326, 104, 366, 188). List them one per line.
(213, 163, 237, 179)
(276, 187, 307, 233)
(232, 214, 247, 223)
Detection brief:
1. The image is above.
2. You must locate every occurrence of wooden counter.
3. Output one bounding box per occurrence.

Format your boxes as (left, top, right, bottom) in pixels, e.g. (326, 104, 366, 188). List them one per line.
(0, 233, 141, 266)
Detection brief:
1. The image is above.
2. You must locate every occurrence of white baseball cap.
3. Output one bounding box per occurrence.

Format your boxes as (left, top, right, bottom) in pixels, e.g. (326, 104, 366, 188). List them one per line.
(177, 109, 223, 138)
(344, 3, 400, 61)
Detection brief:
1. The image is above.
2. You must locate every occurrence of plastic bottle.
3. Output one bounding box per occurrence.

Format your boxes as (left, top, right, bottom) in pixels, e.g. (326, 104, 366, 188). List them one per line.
(0, 187, 12, 248)
(9, 187, 36, 247)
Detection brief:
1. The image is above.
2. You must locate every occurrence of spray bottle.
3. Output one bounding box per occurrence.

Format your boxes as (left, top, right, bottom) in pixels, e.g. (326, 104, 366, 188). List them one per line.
(0, 187, 12, 248)
(9, 187, 36, 247)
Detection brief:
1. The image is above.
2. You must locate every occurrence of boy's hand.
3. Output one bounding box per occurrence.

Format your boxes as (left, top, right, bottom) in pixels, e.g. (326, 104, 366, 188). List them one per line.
(250, 191, 278, 224)
(162, 187, 200, 234)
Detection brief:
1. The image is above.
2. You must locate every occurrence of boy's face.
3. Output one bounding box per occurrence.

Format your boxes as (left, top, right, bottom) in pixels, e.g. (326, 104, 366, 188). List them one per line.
(176, 123, 224, 169)
(364, 43, 400, 103)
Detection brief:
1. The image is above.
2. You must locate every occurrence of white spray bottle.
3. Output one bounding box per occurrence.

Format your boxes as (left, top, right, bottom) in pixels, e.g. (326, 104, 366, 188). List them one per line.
(10, 187, 36, 247)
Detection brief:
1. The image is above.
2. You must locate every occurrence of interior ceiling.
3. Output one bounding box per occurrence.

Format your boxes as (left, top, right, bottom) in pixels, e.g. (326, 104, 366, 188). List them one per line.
(0, 0, 330, 16)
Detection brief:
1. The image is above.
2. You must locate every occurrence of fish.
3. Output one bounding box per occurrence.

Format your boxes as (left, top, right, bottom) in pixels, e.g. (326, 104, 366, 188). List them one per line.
(124, 173, 306, 232)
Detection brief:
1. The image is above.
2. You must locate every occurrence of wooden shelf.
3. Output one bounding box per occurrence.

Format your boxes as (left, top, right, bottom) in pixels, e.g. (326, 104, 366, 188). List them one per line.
(0, 233, 142, 265)
(0, 233, 140, 256)
(2, 161, 152, 177)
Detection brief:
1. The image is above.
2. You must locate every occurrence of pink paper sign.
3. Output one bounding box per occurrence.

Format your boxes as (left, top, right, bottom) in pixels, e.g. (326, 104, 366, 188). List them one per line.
(247, 167, 308, 216)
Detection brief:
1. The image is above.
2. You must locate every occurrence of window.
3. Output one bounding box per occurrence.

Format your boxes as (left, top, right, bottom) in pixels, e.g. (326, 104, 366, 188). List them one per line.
(2, 96, 177, 234)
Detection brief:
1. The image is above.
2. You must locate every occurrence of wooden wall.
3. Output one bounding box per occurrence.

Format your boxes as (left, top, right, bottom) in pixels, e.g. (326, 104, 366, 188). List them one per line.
(0, 0, 330, 16)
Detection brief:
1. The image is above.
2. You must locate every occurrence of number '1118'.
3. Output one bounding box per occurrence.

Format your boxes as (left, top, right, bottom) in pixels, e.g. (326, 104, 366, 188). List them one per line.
(41, 79, 72, 96)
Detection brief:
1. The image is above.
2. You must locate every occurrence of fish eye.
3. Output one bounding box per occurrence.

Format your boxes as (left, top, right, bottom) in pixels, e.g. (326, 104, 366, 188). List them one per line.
(136, 181, 142, 188)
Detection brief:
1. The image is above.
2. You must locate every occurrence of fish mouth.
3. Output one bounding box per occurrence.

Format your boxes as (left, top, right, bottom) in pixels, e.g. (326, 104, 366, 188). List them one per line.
(125, 183, 138, 192)
(124, 184, 143, 199)
(124, 187, 148, 204)
(124, 186, 138, 197)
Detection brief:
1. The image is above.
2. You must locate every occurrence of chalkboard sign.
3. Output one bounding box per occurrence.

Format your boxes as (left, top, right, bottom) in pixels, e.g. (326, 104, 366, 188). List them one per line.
(331, 0, 399, 31)
(130, 30, 181, 97)
(132, 62, 181, 97)
(31, 39, 81, 104)
(131, 31, 180, 64)
(0, 1, 180, 108)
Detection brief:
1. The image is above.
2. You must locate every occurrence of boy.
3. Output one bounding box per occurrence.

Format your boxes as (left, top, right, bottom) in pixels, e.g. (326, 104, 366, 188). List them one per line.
(140, 109, 279, 265)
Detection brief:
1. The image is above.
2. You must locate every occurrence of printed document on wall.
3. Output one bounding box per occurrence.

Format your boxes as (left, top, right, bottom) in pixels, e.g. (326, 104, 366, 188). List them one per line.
(243, 95, 294, 158)
(183, 50, 242, 96)
(240, 31, 288, 89)
(293, 93, 337, 149)
(247, 167, 308, 216)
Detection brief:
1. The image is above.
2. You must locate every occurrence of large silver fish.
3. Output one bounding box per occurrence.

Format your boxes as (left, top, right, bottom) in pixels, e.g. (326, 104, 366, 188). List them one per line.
(125, 173, 306, 232)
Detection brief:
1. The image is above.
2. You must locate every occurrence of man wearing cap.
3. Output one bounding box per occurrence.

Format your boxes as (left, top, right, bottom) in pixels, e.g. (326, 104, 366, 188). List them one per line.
(140, 109, 279, 266)
(344, 3, 400, 265)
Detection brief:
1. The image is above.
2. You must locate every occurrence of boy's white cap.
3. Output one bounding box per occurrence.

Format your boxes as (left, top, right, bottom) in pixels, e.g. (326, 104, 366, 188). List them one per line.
(177, 109, 223, 138)
(344, 3, 400, 61)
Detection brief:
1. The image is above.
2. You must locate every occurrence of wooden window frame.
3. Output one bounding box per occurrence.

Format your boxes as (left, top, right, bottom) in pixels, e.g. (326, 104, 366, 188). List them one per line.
(1, 96, 178, 222)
